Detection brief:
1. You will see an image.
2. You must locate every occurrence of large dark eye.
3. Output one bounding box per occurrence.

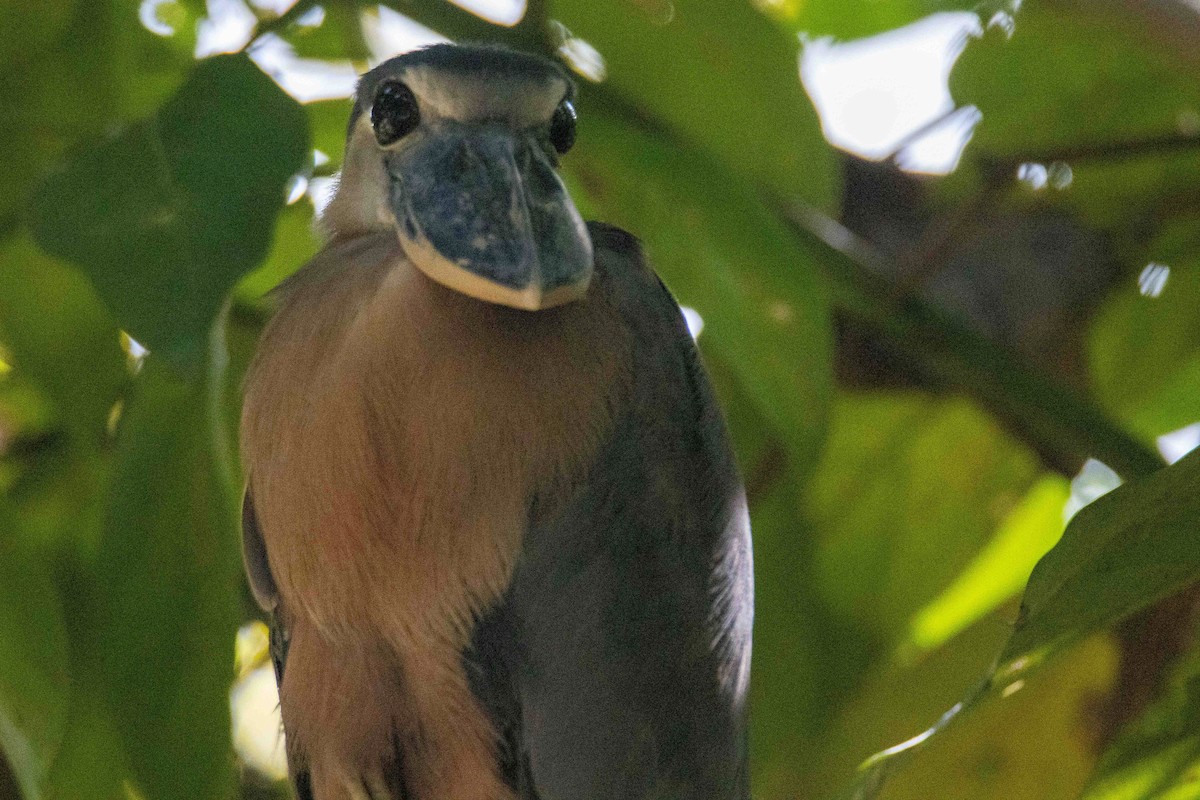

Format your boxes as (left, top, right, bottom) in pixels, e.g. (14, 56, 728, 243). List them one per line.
(371, 81, 419, 146)
(549, 99, 577, 154)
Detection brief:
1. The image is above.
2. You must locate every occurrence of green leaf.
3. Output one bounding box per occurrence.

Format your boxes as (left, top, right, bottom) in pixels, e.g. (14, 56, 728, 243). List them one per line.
(41, 678, 129, 800)
(233, 200, 322, 305)
(950, 3, 1200, 231)
(306, 98, 354, 165)
(0, 232, 122, 556)
(95, 355, 241, 800)
(1090, 220, 1200, 440)
(907, 475, 1068, 653)
(0, 0, 192, 222)
(0, 0, 77, 66)
(0, 512, 71, 800)
(1082, 639, 1200, 800)
(848, 448, 1200, 797)
(808, 392, 1042, 640)
(566, 106, 832, 468)
(953, 4, 1196, 153)
(765, 0, 984, 41)
(29, 54, 309, 372)
(551, 0, 838, 209)
(287, 0, 370, 60)
(0, 232, 125, 449)
(1000, 448, 1200, 673)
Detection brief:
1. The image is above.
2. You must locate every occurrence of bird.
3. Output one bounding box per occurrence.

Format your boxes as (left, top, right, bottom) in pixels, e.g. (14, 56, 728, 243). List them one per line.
(239, 42, 753, 800)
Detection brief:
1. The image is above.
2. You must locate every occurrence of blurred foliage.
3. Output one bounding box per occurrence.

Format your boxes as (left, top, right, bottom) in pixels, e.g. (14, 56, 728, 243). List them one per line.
(1, 0, 1199, 799)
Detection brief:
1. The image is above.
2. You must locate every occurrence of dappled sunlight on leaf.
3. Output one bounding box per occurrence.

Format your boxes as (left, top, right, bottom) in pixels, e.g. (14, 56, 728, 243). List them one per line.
(907, 475, 1068, 654)
(809, 392, 1041, 640)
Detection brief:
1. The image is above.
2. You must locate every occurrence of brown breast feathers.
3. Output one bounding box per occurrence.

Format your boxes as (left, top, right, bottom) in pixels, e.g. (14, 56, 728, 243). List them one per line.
(240, 231, 630, 800)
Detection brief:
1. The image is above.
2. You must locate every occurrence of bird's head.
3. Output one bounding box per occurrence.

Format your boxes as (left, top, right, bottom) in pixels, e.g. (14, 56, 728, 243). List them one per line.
(325, 44, 593, 311)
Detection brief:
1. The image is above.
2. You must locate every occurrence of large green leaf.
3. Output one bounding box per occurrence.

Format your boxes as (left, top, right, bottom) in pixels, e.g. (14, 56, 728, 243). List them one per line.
(0, 0, 77, 66)
(808, 391, 1042, 640)
(0, 233, 125, 451)
(566, 105, 832, 468)
(0, 0, 192, 223)
(29, 54, 309, 372)
(0, 511, 70, 800)
(286, 0, 370, 60)
(96, 356, 240, 800)
(764, 0, 985, 40)
(849, 449, 1200, 797)
(550, 0, 837, 209)
(999, 448, 1200, 671)
(0, 233, 122, 566)
(306, 98, 354, 165)
(953, 2, 1196, 152)
(1090, 220, 1200, 441)
(1083, 637, 1200, 800)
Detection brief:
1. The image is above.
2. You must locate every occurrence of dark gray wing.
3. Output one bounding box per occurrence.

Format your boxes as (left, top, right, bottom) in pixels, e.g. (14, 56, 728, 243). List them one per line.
(242, 491, 278, 615)
(242, 491, 313, 800)
(466, 223, 754, 800)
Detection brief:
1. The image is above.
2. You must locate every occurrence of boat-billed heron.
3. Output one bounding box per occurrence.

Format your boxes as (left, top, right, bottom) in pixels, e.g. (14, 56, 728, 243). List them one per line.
(240, 43, 753, 800)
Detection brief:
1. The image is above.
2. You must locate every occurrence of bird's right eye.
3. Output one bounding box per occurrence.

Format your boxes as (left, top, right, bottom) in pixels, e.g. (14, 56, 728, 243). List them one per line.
(371, 81, 420, 146)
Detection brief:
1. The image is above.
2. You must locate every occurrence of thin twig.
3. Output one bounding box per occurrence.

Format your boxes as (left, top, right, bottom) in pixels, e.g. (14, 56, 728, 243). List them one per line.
(983, 130, 1200, 172)
(882, 105, 977, 166)
(246, 0, 323, 47)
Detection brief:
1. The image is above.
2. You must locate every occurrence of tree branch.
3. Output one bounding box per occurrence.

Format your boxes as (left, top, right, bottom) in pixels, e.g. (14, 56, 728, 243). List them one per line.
(776, 202, 1165, 481)
(981, 130, 1200, 173)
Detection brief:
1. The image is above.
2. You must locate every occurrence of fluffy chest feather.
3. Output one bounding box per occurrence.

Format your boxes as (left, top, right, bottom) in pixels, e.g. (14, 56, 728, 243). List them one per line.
(241, 232, 628, 642)
(240, 232, 632, 799)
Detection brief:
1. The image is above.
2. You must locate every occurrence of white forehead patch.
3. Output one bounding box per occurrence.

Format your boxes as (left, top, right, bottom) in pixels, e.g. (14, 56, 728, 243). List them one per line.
(398, 65, 568, 128)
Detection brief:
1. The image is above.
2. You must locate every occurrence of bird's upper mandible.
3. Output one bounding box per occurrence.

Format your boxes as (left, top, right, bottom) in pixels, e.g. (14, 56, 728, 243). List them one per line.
(322, 44, 593, 311)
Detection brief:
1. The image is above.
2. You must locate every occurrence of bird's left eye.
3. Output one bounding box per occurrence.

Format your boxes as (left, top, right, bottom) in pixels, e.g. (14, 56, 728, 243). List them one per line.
(372, 81, 420, 146)
(549, 99, 577, 154)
